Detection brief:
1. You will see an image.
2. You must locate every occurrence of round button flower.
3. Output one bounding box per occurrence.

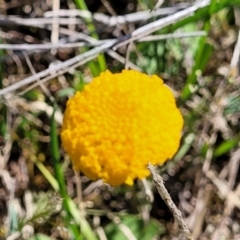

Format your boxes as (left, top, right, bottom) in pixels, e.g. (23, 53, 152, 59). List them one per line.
(61, 70, 183, 186)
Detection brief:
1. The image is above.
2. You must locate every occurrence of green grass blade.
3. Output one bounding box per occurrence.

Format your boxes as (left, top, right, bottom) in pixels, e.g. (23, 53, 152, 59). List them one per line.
(29, 234, 53, 240)
(50, 107, 66, 195)
(75, 71, 86, 92)
(51, 105, 97, 240)
(173, 133, 195, 162)
(168, 0, 240, 33)
(50, 104, 82, 238)
(34, 159, 59, 191)
(67, 198, 98, 240)
(179, 0, 240, 101)
(180, 2, 215, 101)
(213, 135, 240, 157)
(8, 202, 19, 234)
(74, 0, 107, 75)
(180, 40, 214, 101)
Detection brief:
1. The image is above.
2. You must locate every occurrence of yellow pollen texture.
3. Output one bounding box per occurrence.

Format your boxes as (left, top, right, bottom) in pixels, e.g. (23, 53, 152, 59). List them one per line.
(61, 70, 183, 186)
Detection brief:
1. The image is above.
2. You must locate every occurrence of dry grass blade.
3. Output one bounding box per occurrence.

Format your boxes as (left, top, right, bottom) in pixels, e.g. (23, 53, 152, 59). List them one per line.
(0, 1, 210, 97)
(113, 0, 210, 49)
(148, 164, 193, 240)
(0, 40, 116, 96)
(1, 0, 240, 239)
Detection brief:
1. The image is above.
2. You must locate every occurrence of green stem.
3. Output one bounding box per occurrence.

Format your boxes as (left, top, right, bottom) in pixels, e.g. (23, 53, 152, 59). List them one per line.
(51, 105, 97, 240)
(74, 0, 107, 75)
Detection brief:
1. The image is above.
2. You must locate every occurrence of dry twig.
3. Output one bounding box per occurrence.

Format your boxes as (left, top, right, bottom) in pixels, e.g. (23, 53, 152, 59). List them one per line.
(148, 163, 193, 240)
(113, 0, 210, 50)
(0, 0, 210, 97)
(0, 31, 206, 50)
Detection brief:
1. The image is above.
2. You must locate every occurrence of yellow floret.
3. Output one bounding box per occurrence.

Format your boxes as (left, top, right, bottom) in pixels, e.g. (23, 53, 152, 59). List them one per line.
(61, 70, 183, 186)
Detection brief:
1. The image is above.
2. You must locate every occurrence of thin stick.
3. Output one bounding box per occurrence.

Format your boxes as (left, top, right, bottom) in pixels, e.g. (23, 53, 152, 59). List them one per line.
(113, 0, 210, 50)
(107, 50, 142, 71)
(0, 40, 116, 96)
(0, 4, 189, 28)
(23, 51, 55, 103)
(0, 31, 206, 50)
(148, 163, 193, 240)
(0, 16, 83, 26)
(75, 171, 83, 211)
(230, 29, 240, 68)
(52, 0, 60, 40)
(125, 42, 133, 70)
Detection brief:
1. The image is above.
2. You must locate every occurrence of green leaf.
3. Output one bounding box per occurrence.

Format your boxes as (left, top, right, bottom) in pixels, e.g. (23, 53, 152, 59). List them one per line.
(174, 133, 195, 162)
(180, 14, 214, 101)
(29, 234, 53, 240)
(104, 215, 165, 240)
(168, 0, 240, 33)
(8, 202, 19, 233)
(213, 135, 240, 157)
(56, 88, 75, 99)
(0, 102, 6, 138)
(224, 95, 240, 115)
(75, 71, 86, 92)
(201, 142, 210, 158)
(22, 90, 42, 101)
(34, 159, 59, 191)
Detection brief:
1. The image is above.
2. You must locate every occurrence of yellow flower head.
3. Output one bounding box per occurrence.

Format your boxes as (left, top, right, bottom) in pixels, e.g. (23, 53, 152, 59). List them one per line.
(61, 70, 183, 186)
